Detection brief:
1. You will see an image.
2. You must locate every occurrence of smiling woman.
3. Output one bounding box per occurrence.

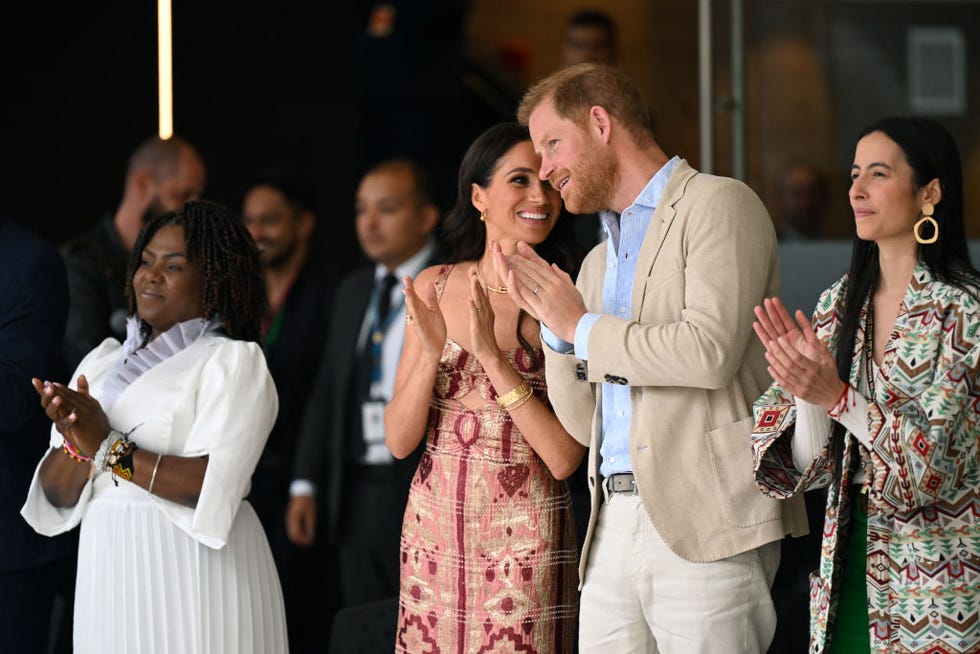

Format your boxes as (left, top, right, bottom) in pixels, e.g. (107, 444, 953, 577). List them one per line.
(132, 224, 203, 337)
(751, 117, 980, 654)
(21, 200, 286, 654)
(385, 123, 584, 653)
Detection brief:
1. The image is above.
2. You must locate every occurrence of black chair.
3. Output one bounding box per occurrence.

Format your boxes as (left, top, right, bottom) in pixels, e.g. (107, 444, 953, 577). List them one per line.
(328, 596, 399, 654)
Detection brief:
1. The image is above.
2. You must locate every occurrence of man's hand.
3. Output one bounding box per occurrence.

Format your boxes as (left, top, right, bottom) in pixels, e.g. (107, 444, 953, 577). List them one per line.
(286, 494, 317, 546)
(492, 240, 586, 343)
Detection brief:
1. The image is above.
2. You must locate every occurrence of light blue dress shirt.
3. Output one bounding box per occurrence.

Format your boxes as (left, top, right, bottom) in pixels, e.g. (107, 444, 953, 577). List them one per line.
(542, 156, 681, 478)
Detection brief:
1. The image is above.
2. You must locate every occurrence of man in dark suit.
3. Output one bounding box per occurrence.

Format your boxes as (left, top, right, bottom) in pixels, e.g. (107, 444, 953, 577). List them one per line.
(0, 216, 75, 653)
(287, 159, 440, 608)
(242, 172, 336, 653)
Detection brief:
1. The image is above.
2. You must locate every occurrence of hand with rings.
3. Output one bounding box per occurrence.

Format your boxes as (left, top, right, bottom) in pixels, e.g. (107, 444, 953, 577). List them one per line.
(467, 266, 500, 364)
(402, 274, 446, 359)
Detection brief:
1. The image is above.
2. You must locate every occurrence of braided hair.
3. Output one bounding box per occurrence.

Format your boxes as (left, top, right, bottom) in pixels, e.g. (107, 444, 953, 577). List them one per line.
(126, 199, 267, 343)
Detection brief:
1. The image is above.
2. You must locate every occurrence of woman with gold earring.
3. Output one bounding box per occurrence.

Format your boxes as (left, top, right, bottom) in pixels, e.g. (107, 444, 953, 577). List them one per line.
(750, 117, 980, 654)
(385, 123, 584, 652)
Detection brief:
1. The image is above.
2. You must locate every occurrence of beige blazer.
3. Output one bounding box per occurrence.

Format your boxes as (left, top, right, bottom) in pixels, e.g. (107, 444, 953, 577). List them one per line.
(544, 160, 807, 581)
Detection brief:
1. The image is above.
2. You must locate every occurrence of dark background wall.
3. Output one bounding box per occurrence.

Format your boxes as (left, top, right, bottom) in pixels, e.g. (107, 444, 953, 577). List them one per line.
(3, 1, 978, 267)
(1, 2, 363, 274)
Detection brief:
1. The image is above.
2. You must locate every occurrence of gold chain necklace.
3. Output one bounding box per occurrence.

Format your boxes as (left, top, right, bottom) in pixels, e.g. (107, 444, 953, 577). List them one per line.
(477, 261, 508, 294)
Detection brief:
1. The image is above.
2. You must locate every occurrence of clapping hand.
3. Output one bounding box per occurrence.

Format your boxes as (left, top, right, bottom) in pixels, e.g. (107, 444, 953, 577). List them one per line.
(491, 240, 585, 343)
(467, 266, 501, 364)
(402, 275, 447, 360)
(32, 375, 110, 456)
(753, 298, 846, 410)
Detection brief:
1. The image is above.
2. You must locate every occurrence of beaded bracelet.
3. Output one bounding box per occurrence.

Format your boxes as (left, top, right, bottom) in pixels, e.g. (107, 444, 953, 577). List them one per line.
(61, 440, 92, 463)
(496, 381, 533, 412)
(104, 430, 138, 485)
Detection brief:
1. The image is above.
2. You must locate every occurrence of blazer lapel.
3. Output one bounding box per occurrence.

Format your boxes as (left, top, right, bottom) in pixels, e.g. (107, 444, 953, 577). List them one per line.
(631, 159, 697, 311)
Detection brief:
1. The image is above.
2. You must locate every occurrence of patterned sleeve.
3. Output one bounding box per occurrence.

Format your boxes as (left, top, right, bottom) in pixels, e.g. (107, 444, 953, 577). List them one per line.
(750, 283, 844, 498)
(865, 295, 980, 515)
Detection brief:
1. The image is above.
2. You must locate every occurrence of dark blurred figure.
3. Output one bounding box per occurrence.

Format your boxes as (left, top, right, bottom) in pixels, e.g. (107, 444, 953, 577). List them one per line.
(358, 0, 493, 211)
(242, 172, 336, 653)
(777, 162, 830, 240)
(562, 9, 619, 67)
(560, 10, 622, 254)
(0, 216, 75, 654)
(61, 135, 206, 373)
(287, 160, 439, 612)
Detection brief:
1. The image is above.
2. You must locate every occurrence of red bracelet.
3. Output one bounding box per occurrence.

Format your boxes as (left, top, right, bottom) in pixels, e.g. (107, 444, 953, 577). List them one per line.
(828, 384, 852, 419)
(62, 440, 92, 463)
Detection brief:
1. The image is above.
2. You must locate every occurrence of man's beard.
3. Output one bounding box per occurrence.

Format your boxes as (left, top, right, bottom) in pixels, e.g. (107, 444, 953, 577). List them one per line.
(564, 145, 619, 215)
(261, 238, 299, 270)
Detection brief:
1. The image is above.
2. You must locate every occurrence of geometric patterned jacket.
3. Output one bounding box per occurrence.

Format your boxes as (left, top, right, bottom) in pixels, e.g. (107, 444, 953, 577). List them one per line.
(751, 263, 980, 654)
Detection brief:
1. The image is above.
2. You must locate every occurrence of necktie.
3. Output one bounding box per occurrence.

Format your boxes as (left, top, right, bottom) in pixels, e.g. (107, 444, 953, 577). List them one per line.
(348, 273, 400, 461)
(366, 273, 398, 390)
(375, 273, 398, 332)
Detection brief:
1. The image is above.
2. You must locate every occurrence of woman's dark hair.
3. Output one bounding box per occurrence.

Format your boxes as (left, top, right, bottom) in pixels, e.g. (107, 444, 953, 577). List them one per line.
(830, 116, 980, 480)
(125, 199, 267, 343)
(442, 122, 584, 361)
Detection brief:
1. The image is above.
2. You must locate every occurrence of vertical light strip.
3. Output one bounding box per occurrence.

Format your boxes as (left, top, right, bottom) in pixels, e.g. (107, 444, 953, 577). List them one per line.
(698, 0, 713, 174)
(731, 0, 745, 181)
(158, 0, 173, 139)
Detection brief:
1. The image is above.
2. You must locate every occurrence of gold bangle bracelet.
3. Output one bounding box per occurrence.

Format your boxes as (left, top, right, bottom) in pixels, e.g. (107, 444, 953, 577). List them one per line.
(502, 388, 533, 412)
(496, 381, 531, 409)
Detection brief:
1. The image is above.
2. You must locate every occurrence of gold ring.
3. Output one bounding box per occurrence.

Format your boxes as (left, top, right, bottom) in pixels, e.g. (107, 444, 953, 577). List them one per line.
(475, 306, 483, 313)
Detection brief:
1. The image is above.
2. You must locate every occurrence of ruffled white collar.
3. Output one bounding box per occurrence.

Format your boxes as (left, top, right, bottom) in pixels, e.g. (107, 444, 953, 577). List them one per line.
(100, 316, 221, 412)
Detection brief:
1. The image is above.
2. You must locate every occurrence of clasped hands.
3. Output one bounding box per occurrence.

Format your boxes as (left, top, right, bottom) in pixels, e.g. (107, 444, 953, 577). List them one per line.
(752, 298, 846, 410)
(32, 375, 110, 457)
(489, 241, 586, 344)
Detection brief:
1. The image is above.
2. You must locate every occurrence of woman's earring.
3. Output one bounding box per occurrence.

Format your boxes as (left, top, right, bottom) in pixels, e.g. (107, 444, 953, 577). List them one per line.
(480, 211, 487, 222)
(914, 202, 938, 245)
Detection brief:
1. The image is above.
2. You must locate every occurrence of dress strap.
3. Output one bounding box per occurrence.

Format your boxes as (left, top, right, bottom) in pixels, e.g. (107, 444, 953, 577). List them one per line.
(433, 264, 454, 303)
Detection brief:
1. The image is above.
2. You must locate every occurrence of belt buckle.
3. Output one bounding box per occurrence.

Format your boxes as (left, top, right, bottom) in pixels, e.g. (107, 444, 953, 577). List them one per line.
(604, 473, 636, 496)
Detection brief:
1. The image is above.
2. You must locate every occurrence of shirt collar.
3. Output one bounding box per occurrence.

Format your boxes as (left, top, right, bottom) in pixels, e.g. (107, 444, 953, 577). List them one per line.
(631, 155, 682, 210)
(375, 239, 436, 282)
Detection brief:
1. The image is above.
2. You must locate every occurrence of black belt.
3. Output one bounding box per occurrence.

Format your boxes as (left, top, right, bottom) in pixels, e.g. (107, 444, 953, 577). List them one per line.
(603, 472, 638, 495)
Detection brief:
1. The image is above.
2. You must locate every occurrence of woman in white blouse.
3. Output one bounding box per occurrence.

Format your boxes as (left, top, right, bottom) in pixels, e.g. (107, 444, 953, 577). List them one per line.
(23, 200, 287, 653)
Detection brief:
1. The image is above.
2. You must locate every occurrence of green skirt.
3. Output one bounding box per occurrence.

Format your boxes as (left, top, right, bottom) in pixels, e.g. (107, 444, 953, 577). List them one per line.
(826, 492, 871, 654)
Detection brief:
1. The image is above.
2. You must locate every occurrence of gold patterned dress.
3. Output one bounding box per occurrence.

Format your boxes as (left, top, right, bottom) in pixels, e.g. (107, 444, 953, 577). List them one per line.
(395, 267, 578, 654)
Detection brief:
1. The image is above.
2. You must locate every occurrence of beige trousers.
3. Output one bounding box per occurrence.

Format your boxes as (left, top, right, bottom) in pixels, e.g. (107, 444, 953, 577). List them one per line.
(579, 493, 779, 653)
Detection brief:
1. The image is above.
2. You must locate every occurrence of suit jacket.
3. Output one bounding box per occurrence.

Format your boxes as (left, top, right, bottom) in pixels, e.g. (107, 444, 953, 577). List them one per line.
(61, 214, 129, 373)
(543, 160, 807, 579)
(294, 259, 433, 542)
(255, 263, 335, 480)
(0, 217, 76, 571)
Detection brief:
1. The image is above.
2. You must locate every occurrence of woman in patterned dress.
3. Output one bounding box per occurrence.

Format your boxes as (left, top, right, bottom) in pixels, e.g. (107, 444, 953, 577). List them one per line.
(750, 117, 980, 653)
(385, 122, 584, 653)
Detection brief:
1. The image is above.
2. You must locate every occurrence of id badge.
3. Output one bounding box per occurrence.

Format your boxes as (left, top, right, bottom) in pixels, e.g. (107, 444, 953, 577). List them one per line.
(361, 401, 387, 444)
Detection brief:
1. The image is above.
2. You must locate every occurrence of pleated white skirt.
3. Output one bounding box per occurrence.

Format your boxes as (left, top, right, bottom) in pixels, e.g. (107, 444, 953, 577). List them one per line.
(74, 485, 288, 653)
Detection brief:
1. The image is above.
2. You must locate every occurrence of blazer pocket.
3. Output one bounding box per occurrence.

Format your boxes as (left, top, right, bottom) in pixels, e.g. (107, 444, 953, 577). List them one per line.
(643, 258, 682, 294)
(705, 416, 783, 527)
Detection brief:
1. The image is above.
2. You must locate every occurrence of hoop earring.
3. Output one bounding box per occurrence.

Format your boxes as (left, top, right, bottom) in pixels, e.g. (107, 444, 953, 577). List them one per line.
(480, 211, 487, 222)
(913, 202, 938, 245)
